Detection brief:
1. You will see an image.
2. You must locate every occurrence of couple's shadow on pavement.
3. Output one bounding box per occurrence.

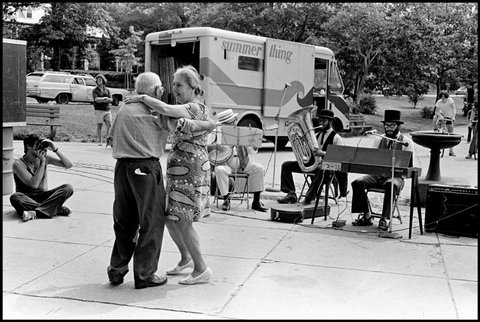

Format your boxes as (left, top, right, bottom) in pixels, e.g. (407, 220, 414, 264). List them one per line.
(14, 279, 189, 318)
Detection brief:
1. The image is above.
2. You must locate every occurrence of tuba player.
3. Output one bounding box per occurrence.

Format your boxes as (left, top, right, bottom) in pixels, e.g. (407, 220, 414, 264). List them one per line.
(277, 109, 348, 204)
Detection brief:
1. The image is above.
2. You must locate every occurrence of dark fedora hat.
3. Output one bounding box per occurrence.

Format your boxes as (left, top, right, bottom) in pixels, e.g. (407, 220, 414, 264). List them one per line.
(382, 109, 403, 124)
(318, 109, 334, 120)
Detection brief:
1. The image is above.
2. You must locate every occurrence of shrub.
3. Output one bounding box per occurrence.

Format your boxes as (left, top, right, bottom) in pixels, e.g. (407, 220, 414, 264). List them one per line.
(358, 94, 377, 114)
(420, 106, 435, 119)
(406, 81, 429, 108)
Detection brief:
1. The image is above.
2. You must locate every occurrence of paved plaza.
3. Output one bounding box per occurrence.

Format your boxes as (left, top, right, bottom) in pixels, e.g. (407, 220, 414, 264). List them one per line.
(2, 125, 477, 319)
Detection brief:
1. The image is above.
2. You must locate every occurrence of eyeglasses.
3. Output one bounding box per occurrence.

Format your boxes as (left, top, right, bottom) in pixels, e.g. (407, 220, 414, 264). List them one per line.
(384, 123, 397, 128)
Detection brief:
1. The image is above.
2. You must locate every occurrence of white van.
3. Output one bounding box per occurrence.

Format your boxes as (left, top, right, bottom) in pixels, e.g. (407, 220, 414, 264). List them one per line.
(145, 27, 351, 147)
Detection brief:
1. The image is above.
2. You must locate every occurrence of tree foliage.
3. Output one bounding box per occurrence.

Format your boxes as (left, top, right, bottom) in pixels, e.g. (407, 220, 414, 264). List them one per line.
(13, 2, 478, 99)
(110, 26, 143, 89)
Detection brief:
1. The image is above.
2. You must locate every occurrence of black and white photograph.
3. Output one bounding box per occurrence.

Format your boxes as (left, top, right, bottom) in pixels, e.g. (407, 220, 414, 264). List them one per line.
(2, 2, 477, 319)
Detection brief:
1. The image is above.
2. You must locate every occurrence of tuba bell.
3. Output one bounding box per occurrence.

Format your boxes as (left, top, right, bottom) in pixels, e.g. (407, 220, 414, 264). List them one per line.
(286, 106, 321, 172)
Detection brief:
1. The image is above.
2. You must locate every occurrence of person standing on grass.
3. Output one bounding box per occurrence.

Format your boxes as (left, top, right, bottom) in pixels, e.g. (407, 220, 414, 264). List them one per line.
(92, 74, 113, 146)
(10, 134, 74, 222)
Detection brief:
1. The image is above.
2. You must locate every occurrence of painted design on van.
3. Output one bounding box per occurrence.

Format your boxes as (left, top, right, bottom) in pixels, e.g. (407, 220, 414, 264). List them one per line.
(200, 57, 312, 108)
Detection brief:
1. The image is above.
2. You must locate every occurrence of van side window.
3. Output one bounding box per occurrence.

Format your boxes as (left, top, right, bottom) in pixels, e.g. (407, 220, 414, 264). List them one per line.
(238, 56, 262, 72)
(329, 63, 344, 95)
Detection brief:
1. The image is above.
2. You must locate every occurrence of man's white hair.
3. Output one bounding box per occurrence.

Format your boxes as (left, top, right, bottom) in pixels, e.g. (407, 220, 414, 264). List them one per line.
(135, 72, 162, 96)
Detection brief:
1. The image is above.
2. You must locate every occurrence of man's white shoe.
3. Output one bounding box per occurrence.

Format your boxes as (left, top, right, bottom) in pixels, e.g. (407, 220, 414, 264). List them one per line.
(179, 267, 212, 285)
(22, 210, 37, 222)
(166, 259, 194, 275)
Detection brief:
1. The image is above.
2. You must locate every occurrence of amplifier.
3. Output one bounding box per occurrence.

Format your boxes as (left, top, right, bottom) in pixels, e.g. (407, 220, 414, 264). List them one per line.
(425, 184, 478, 237)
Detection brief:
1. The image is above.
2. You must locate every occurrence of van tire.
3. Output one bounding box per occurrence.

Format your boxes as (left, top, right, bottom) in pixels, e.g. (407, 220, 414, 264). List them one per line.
(237, 116, 261, 129)
(56, 93, 70, 104)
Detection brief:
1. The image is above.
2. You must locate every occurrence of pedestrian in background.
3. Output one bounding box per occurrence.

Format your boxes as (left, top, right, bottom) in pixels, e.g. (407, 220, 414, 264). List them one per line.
(93, 74, 113, 146)
(125, 66, 215, 285)
(433, 90, 457, 156)
(466, 102, 478, 160)
(10, 134, 74, 222)
(466, 103, 477, 143)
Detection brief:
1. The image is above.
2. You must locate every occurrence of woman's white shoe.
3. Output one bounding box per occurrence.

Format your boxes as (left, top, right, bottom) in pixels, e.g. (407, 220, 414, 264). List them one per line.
(166, 260, 194, 275)
(178, 267, 212, 285)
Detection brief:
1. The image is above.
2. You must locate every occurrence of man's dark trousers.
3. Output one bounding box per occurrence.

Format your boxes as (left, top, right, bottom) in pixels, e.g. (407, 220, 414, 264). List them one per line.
(351, 175, 404, 218)
(109, 158, 166, 281)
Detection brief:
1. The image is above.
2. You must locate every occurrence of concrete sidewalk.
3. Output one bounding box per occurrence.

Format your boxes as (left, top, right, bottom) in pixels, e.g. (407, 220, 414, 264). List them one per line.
(2, 126, 477, 319)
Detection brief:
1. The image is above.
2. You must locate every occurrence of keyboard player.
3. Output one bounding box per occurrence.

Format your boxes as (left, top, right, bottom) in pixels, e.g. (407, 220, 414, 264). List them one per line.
(351, 110, 414, 231)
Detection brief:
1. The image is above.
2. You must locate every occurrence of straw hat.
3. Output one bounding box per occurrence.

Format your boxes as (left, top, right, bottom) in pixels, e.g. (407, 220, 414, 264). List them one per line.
(217, 109, 238, 124)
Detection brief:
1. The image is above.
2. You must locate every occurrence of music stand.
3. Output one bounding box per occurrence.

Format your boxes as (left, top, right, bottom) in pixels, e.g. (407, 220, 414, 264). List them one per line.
(217, 125, 264, 207)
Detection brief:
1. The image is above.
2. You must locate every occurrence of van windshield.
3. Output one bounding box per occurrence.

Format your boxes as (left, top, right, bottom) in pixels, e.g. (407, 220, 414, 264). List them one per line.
(329, 63, 344, 95)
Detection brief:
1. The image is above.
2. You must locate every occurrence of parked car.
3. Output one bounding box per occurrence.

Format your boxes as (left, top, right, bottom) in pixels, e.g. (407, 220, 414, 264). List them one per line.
(455, 86, 467, 96)
(26, 72, 130, 105)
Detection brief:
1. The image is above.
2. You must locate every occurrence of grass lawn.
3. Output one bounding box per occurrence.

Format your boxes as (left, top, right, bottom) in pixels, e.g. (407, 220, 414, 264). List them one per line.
(358, 95, 467, 133)
(14, 95, 468, 142)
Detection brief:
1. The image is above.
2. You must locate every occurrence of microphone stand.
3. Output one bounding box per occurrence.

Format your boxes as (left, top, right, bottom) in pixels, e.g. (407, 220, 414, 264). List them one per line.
(266, 83, 290, 192)
(368, 132, 404, 239)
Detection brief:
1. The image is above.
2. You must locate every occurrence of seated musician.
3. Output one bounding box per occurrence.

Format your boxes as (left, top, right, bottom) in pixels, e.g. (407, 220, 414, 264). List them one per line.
(351, 109, 414, 231)
(212, 109, 268, 212)
(277, 109, 348, 205)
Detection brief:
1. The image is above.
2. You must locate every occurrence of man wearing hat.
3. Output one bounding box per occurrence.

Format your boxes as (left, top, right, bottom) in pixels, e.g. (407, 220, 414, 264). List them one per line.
(277, 108, 348, 204)
(212, 109, 268, 212)
(351, 109, 414, 231)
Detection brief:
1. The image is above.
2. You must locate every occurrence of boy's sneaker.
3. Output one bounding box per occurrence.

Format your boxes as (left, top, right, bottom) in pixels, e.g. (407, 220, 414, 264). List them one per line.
(22, 210, 37, 222)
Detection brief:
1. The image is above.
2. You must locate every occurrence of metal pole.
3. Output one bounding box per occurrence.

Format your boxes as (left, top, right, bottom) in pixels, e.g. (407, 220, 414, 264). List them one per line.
(266, 83, 290, 192)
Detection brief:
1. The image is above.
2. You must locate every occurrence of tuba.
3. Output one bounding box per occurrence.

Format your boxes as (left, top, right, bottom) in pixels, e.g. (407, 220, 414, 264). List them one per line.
(286, 106, 321, 172)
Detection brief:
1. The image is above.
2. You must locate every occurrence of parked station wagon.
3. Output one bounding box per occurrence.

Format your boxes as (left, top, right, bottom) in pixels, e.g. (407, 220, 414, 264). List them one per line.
(26, 71, 130, 105)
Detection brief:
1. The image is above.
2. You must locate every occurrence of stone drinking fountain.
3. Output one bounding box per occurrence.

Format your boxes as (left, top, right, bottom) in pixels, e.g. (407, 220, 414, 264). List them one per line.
(410, 131, 463, 204)
(410, 131, 463, 181)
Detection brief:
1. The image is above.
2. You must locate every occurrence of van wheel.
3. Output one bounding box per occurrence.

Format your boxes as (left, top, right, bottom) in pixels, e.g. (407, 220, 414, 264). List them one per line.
(56, 93, 70, 104)
(112, 95, 120, 106)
